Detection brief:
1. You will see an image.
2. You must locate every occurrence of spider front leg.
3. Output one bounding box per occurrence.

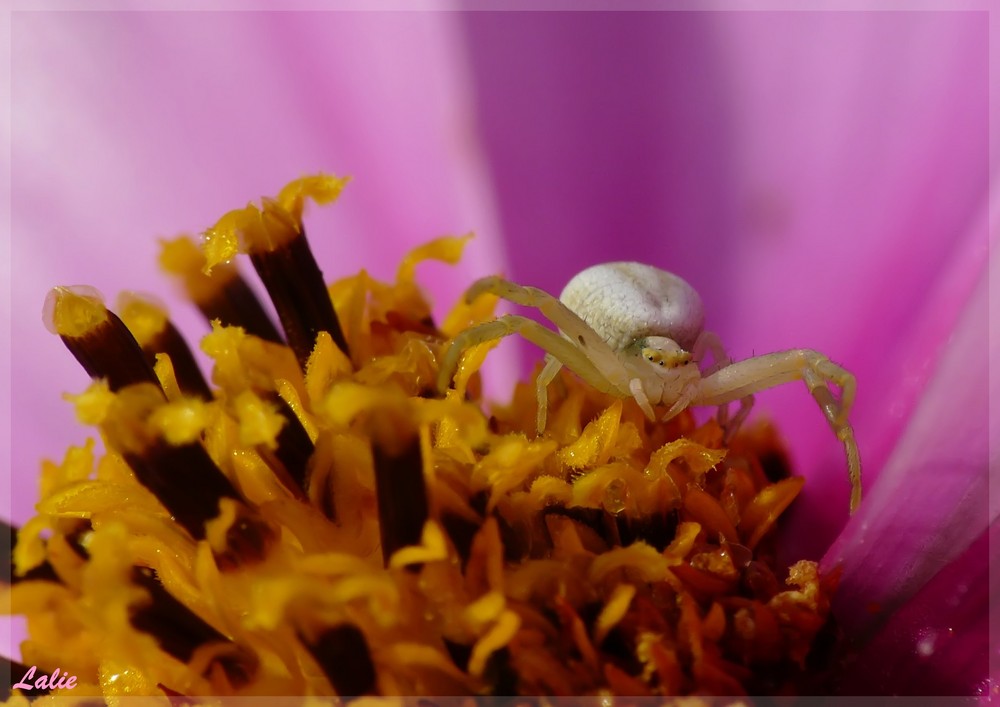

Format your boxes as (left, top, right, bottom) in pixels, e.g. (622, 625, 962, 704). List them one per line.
(691, 330, 753, 443)
(691, 330, 731, 375)
(461, 276, 632, 432)
(693, 349, 862, 513)
(465, 276, 622, 369)
(535, 354, 563, 434)
(436, 313, 621, 410)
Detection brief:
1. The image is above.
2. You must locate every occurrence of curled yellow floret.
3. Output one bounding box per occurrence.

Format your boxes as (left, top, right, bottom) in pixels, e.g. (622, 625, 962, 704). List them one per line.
(276, 173, 351, 221)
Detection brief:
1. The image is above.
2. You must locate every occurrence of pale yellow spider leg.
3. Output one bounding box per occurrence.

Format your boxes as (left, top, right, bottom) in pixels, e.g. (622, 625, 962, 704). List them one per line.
(693, 349, 861, 513)
(691, 330, 731, 375)
(815, 357, 856, 427)
(691, 330, 753, 441)
(535, 354, 563, 433)
(721, 396, 755, 446)
(803, 366, 862, 513)
(465, 276, 633, 412)
(436, 314, 616, 400)
(466, 276, 623, 369)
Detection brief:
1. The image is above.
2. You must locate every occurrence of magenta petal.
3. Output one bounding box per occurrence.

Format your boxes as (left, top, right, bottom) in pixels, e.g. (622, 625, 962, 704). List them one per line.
(823, 205, 996, 651)
(463, 11, 738, 307)
(830, 523, 996, 696)
(710, 12, 990, 558)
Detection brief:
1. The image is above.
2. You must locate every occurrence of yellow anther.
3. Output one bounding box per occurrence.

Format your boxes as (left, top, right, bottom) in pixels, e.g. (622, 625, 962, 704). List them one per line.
(43, 286, 108, 338)
(233, 390, 285, 450)
(149, 399, 209, 445)
(202, 206, 253, 274)
(65, 380, 116, 426)
(116, 292, 168, 348)
(159, 236, 237, 303)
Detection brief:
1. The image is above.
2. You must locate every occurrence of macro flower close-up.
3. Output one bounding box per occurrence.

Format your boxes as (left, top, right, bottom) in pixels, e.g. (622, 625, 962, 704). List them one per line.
(3, 5, 996, 702)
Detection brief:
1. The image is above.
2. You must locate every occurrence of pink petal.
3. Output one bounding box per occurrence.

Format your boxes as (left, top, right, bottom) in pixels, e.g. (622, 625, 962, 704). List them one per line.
(830, 523, 996, 696)
(823, 183, 997, 647)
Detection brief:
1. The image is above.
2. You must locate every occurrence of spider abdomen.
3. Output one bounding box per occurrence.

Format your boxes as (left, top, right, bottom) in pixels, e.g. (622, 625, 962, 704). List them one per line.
(559, 262, 705, 352)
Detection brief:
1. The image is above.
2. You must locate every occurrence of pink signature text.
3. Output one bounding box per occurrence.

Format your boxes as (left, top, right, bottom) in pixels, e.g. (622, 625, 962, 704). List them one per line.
(13, 665, 77, 691)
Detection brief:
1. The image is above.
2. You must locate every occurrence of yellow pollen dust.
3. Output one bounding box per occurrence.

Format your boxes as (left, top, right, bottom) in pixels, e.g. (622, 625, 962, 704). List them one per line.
(149, 399, 209, 445)
(43, 285, 109, 338)
(116, 292, 168, 347)
(99, 383, 167, 455)
(201, 209, 245, 275)
(65, 380, 116, 426)
(233, 390, 285, 449)
(201, 320, 252, 392)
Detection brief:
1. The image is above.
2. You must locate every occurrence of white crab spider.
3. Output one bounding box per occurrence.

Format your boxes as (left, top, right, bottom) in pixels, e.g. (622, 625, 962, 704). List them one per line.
(437, 262, 862, 513)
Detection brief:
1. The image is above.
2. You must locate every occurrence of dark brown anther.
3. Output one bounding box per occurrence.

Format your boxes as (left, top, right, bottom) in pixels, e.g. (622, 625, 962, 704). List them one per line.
(440, 512, 481, 568)
(743, 560, 782, 600)
(541, 505, 609, 545)
(249, 227, 349, 369)
(45, 288, 159, 392)
(116, 293, 212, 400)
(122, 441, 241, 542)
(159, 236, 284, 344)
(759, 449, 792, 483)
(371, 432, 428, 567)
(483, 647, 519, 696)
(199, 273, 284, 344)
(493, 509, 526, 563)
(140, 321, 213, 400)
(102, 385, 273, 568)
(300, 623, 377, 698)
(442, 637, 472, 672)
(615, 508, 679, 552)
(268, 395, 315, 494)
(63, 521, 93, 560)
(213, 509, 276, 571)
(443, 640, 520, 695)
(130, 567, 257, 688)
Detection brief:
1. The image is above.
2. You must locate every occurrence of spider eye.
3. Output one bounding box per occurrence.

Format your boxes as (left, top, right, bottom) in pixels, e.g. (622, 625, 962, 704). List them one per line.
(658, 360, 665, 366)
